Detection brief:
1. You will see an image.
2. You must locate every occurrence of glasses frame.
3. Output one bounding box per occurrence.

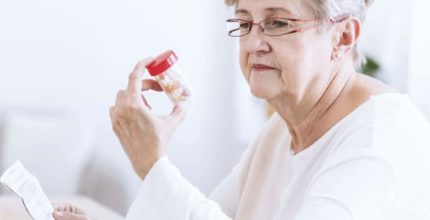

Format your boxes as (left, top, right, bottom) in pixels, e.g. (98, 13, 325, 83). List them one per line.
(226, 13, 350, 37)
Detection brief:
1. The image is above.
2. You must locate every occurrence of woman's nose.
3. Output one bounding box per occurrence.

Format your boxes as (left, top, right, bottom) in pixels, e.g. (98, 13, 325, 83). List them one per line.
(242, 28, 272, 55)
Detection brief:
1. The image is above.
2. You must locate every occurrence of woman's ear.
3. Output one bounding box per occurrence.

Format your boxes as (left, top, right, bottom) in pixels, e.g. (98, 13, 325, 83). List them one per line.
(332, 18, 361, 61)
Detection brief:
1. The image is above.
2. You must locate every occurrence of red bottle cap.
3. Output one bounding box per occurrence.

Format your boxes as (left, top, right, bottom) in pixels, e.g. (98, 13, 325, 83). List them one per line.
(146, 50, 178, 76)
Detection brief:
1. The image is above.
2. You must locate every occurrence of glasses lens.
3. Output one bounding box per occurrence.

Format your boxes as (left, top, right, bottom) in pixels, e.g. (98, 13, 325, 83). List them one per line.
(262, 18, 293, 36)
(226, 19, 250, 37)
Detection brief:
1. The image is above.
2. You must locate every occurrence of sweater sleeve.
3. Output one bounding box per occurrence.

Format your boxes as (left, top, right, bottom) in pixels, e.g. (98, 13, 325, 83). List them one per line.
(124, 156, 232, 220)
(124, 140, 259, 220)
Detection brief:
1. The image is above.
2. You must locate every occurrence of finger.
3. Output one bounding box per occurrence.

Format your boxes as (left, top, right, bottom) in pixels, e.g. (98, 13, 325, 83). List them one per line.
(53, 211, 87, 220)
(142, 79, 163, 92)
(141, 94, 152, 110)
(109, 107, 120, 134)
(115, 90, 125, 106)
(71, 206, 78, 214)
(132, 57, 154, 75)
(62, 205, 73, 213)
(128, 58, 154, 93)
(109, 106, 116, 120)
(54, 205, 65, 212)
(168, 103, 186, 124)
(75, 207, 86, 215)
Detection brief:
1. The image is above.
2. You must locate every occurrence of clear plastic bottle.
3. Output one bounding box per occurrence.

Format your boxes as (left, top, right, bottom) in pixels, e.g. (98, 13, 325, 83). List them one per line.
(146, 50, 192, 103)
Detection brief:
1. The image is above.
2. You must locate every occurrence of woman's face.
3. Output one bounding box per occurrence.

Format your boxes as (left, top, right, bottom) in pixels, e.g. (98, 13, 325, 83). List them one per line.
(237, 0, 336, 102)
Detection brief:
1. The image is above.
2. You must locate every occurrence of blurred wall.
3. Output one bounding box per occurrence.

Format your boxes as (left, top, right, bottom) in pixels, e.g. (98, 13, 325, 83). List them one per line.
(407, 0, 430, 119)
(361, 0, 430, 119)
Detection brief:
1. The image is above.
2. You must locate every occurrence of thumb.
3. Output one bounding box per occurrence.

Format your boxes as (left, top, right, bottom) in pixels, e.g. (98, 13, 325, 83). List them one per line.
(168, 103, 186, 124)
(53, 211, 87, 220)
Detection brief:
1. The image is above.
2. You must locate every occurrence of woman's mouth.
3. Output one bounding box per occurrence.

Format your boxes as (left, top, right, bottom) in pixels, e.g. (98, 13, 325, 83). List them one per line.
(251, 64, 277, 72)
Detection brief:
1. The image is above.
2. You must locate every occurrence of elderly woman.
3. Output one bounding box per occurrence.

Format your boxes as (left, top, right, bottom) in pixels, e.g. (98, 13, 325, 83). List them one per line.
(53, 0, 430, 219)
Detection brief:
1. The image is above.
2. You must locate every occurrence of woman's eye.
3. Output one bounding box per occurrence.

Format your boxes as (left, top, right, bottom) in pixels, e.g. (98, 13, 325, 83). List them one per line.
(267, 19, 290, 28)
(239, 22, 250, 29)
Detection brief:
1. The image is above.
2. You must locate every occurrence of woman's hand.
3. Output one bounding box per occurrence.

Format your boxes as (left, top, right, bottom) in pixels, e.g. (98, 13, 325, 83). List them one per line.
(109, 58, 186, 180)
(52, 205, 89, 220)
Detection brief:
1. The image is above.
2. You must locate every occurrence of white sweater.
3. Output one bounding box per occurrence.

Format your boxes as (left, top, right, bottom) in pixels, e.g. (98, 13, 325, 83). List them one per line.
(125, 93, 430, 220)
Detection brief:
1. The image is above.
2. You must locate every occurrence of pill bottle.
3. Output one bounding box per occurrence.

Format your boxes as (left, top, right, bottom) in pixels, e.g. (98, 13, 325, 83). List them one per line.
(146, 50, 192, 103)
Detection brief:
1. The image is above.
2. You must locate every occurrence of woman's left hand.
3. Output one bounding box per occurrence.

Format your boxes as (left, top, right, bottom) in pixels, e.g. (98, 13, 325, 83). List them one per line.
(109, 58, 186, 180)
(52, 205, 89, 220)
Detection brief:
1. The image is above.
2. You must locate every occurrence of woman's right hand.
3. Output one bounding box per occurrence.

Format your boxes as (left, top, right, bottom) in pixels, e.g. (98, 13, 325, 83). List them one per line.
(109, 58, 186, 180)
(52, 204, 90, 220)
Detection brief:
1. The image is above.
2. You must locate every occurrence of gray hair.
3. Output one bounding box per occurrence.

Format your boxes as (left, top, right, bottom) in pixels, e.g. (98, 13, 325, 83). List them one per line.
(225, 0, 375, 65)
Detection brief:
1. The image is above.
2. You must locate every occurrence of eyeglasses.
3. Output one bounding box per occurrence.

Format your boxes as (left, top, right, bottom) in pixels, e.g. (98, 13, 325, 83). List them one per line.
(226, 14, 349, 37)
